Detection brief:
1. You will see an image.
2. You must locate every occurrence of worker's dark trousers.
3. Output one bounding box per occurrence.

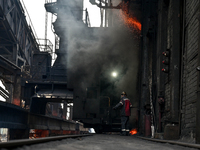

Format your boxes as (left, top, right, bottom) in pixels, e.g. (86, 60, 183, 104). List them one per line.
(121, 116, 129, 135)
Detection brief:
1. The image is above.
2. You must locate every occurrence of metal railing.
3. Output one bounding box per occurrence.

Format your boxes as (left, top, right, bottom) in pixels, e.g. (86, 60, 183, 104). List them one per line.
(37, 39, 53, 53)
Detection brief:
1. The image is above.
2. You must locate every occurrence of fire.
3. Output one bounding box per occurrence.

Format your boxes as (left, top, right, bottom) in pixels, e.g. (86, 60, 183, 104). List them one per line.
(120, 11, 141, 32)
(129, 128, 137, 135)
(119, 1, 142, 33)
(126, 16, 141, 31)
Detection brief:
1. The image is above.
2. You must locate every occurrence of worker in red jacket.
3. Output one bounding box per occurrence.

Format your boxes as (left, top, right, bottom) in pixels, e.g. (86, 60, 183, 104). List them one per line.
(113, 91, 132, 136)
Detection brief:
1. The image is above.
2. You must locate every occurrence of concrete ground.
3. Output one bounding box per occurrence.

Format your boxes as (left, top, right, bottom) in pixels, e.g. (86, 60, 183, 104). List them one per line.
(7, 134, 198, 150)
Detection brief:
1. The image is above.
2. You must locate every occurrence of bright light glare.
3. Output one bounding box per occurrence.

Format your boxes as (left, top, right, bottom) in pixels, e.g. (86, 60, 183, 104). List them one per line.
(84, 0, 101, 27)
(112, 72, 117, 77)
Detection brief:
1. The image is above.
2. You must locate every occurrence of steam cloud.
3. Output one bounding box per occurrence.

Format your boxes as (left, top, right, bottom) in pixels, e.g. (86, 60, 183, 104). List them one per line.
(54, 0, 140, 106)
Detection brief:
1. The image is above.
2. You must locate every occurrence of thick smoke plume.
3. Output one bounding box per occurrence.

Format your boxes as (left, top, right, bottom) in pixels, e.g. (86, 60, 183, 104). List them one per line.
(55, 0, 140, 106)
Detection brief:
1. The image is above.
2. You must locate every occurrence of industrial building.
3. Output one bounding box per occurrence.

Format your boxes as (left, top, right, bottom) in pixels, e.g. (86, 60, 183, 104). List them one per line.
(0, 0, 200, 145)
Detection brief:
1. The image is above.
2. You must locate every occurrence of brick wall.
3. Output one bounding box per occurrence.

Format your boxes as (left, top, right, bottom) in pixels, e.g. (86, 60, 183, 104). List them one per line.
(140, 0, 200, 140)
(181, 0, 199, 140)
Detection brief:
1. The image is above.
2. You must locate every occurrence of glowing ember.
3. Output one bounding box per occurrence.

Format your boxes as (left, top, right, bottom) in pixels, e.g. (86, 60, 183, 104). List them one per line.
(119, 1, 142, 33)
(30, 129, 49, 138)
(120, 11, 141, 32)
(12, 99, 21, 106)
(129, 128, 137, 135)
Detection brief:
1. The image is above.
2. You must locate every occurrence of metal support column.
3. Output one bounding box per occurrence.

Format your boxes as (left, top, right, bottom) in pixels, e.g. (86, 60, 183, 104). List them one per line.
(170, 0, 181, 123)
(12, 75, 21, 106)
(139, 0, 150, 135)
(156, 0, 168, 132)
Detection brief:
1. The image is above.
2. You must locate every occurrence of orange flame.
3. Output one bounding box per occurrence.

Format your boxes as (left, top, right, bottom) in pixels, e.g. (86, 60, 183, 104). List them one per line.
(126, 16, 141, 31)
(119, 1, 142, 33)
(129, 128, 137, 135)
(120, 11, 141, 32)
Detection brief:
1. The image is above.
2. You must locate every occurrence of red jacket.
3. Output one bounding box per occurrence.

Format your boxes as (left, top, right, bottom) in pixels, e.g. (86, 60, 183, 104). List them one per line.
(114, 96, 132, 116)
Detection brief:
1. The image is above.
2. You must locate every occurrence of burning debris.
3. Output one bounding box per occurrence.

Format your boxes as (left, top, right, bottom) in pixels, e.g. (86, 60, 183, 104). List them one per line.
(119, 10, 141, 34)
(119, 1, 142, 34)
(129, 128, 137, 135)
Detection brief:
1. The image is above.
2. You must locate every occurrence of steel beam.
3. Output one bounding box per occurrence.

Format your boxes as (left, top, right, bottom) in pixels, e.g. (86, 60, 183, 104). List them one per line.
(0, 101, 81, 132)
(0, 101, 28, 129)
(0, 74, 13, 83)
(0, 46, 12, 55)
(0, 55, 21, 75)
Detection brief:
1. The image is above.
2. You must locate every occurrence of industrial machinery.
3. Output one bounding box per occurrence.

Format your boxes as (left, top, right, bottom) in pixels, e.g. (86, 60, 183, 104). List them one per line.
(44, 0, 140, 133)
(72, 69, 123, 133)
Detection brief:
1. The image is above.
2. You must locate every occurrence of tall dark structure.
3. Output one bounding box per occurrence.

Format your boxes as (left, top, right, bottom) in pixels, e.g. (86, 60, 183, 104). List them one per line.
(0, 0, 87, 140)
(45, 0, 85, 82)
(138, 0, 200, 144)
